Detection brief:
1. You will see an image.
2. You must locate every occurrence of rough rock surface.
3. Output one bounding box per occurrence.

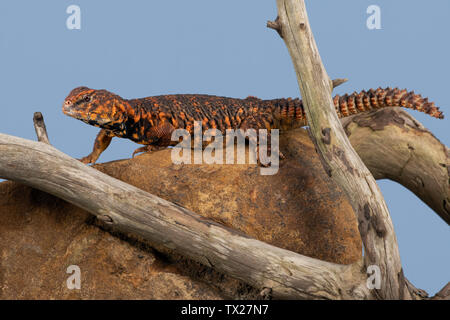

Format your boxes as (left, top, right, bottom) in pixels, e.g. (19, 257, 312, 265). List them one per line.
(0, 129, 361, 299)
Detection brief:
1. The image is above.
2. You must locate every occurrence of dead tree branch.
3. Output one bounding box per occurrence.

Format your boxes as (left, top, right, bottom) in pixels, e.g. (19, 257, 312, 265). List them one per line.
(343, 108, 450, 225)
(33, 112, 50, 145)
(270, 0, 407, 299)
(432, 282, 450, 300)
(332, 78, 348, 90)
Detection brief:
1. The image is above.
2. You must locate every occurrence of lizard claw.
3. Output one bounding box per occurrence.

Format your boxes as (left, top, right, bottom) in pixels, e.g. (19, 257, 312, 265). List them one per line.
(79, 155, 96, 164)
(132, 145, 165, 158)
(132, 146, 149, 158)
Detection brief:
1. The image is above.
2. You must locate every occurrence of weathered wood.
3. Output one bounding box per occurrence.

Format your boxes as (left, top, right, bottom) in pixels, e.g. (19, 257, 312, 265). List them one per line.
(331, 78, 348, 90)
(0, 133, 371, 299)
(432, 282, 450, 300)
(270, 0, 407, 299)
(343, 108, 450, 225)
(33, 112, 50, 145)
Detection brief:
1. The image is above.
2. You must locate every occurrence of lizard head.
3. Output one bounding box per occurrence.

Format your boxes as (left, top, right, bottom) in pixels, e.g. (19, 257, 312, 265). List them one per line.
(62, 86, 129, 133)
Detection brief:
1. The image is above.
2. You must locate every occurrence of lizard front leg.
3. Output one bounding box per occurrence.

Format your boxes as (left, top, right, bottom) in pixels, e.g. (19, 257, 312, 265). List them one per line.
(80, 129, 114, 164)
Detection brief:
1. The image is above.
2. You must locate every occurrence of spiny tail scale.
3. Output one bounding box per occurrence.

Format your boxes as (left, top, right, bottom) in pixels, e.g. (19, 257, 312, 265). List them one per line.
(270, 87, 443, 128)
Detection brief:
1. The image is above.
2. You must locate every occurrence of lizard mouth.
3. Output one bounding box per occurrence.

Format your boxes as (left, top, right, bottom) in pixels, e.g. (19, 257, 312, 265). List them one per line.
(83, 117, 113, 127)
(62, 106, 78, 117)
(62, 106, 113, 126)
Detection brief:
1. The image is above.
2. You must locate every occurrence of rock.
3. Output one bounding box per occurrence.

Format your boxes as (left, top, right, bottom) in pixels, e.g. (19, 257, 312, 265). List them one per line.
(0, 182, 254, 299)
(0, 128, 361, 299)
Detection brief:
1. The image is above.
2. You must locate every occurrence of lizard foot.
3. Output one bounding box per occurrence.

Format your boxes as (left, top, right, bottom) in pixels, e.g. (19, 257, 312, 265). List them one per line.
(132, 145, 165, 158)
(79, 155, 97, 164)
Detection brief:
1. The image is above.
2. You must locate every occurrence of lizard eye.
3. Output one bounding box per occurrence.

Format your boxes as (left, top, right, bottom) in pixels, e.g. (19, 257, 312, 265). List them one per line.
(84, 95, 91, 102)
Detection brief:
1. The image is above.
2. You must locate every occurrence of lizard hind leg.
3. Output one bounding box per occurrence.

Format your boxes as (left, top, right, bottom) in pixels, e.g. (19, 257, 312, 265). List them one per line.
(239, 116, 285, 167)
(253, 134, 285, 168)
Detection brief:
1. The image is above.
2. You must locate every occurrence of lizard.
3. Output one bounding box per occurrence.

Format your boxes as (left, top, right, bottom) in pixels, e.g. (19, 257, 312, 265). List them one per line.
(62, 86, 444, 164)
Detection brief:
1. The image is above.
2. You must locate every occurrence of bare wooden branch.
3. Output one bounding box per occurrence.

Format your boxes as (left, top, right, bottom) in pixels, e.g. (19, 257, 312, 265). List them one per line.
(33, 112, 50, 145)
(405, 278, 429, 300)
(343, 107, 450, 225)
(274, 0, 407, 299)
(432, 282, 450, 300)
(0, 133, 372, 300)
(267, 16, 283, 38)
(332, 78, 348, 89)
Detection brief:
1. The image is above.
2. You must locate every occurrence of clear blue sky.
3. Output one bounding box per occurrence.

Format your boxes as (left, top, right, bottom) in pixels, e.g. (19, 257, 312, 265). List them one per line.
(0, 1, 448, 296)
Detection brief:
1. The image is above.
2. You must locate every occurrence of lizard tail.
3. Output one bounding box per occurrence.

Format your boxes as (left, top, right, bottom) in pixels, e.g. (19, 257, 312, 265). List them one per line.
(269, 87, 444, 128)
(333, 87, 444, 120)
